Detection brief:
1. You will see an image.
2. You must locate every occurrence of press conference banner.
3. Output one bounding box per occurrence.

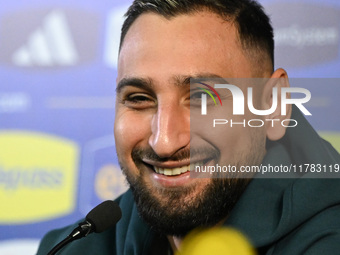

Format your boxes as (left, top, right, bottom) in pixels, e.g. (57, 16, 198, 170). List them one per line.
(0, 0, 339, 254)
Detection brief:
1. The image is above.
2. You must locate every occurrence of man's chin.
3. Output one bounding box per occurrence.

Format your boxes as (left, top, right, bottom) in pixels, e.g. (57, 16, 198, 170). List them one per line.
(128, 175, 250, 237)
(147, 178, 209, 205)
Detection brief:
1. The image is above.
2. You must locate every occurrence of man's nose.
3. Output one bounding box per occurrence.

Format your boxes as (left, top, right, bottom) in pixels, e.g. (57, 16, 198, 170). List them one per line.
(148, 102, 190, 158)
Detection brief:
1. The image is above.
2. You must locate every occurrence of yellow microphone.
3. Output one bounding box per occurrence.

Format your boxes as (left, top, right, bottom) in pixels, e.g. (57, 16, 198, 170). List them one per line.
(176, 227, 257, 255)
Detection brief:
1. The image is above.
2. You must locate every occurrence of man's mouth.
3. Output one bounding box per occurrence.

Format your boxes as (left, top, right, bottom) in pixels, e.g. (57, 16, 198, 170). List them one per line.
(153, 162, 203, 176)
(140, 158, 213, 187)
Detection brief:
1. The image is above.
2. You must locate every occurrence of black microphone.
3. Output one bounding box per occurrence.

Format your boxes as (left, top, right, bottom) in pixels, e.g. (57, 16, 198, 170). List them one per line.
(47, 200, 122, 255)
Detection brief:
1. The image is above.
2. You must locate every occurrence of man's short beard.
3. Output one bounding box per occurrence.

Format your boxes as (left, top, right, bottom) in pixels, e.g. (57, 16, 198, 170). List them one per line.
(125, 170, 250, 237)
(119, 130, 265, 237)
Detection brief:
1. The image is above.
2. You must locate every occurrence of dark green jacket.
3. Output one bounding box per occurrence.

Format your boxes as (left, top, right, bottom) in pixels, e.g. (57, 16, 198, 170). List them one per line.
(37, 108, 340, 254)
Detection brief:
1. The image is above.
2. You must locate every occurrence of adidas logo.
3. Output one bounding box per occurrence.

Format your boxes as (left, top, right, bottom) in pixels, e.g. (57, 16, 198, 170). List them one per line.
(104, 6, 128, 69)
(12, 10, 78, 67)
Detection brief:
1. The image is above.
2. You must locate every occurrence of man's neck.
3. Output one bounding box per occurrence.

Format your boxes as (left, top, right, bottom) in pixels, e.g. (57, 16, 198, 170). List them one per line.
(167, 235, 182, 253)
(166, 216, 229, 252)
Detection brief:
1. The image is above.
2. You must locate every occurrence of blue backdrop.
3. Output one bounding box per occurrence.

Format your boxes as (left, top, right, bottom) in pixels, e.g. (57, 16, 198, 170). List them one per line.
(0, 0, 339, 254)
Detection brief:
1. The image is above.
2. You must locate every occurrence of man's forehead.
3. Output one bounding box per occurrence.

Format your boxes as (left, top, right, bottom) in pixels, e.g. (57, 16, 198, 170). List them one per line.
(117, 10, 253, 82)
(119, 11, 237, 52)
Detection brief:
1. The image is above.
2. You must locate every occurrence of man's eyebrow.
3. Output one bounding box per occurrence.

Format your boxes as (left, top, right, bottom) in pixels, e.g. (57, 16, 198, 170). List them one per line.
(116, 73, 228, 93)
(116, 77, 153, 93)
(173, 73, 228, 86)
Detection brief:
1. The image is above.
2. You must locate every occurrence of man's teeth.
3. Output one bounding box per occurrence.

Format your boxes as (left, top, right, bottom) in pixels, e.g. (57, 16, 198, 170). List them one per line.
(154, 162, 202, 176)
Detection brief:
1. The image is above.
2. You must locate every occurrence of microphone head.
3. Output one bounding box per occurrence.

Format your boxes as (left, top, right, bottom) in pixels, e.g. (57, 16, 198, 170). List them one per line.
(177, 227, 256, 255)
(85, 200, 122, 233)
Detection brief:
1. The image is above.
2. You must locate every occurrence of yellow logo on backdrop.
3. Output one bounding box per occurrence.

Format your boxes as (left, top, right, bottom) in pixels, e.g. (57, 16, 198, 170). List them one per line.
(0, 131, 79, 224)
(95, 164, 128, 201)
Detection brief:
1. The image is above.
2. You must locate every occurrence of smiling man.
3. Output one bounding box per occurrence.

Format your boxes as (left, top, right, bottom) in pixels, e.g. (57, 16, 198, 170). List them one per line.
(37, 0, 340, 254)
(114, 3, 276, 244)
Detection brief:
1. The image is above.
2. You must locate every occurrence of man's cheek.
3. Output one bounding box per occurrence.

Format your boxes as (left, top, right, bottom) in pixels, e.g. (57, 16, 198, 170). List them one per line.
(114, 113, 152, 150)
(114, 115, 136, 154)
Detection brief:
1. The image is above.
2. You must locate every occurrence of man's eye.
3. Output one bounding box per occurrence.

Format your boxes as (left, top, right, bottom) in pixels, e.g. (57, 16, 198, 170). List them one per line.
(127, 94, 151, 102)
(190, 91, 203, 100)
(123, 93, 156, 109)
(190, 89, 218, 106)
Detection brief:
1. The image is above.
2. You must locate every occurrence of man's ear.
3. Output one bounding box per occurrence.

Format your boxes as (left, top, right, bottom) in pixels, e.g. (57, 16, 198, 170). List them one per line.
(263, 68, 292, 141)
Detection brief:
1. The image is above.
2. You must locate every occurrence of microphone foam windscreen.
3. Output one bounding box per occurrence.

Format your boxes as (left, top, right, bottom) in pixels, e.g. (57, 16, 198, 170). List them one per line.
(176, 227, 256, 255)
(86, 200, 122, 233)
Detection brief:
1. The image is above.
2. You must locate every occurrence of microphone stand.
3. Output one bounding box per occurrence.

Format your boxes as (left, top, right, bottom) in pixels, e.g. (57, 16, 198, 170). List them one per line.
(47, 221, 92, 255)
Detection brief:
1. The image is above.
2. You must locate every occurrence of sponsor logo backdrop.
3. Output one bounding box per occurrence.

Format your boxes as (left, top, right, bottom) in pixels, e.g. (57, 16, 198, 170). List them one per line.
(0, 0, 339, 253)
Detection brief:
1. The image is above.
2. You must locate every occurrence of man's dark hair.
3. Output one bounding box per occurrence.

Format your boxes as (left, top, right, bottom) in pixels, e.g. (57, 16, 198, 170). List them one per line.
(119, 0, 274, 71)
